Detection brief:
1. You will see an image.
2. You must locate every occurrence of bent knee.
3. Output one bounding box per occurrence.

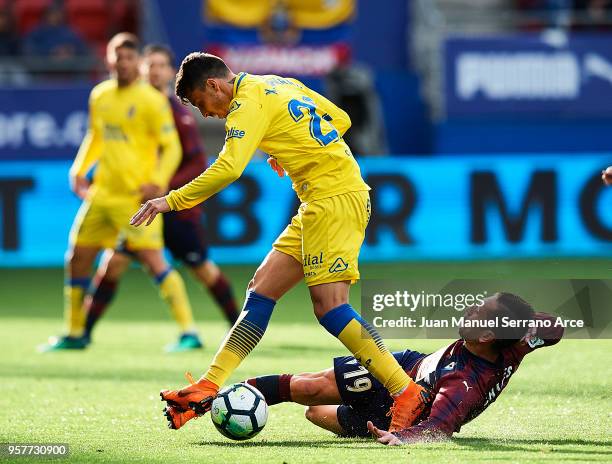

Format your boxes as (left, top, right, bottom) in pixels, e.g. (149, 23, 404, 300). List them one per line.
(304, 405, 319, 423)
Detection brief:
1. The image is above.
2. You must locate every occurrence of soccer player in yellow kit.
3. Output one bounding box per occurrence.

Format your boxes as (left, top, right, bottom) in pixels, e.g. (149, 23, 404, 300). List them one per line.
(41, 33, 200, 351)
(131, 53, 430, 432)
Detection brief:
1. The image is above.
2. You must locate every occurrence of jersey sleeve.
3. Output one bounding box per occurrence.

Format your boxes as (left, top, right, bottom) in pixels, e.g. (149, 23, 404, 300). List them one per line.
(394, 375, 482, 443)
(69, 89, 103, 178)
(165, 96, 268, 211)
(149, 97, 181, 190)
(506, 312, 565, 362)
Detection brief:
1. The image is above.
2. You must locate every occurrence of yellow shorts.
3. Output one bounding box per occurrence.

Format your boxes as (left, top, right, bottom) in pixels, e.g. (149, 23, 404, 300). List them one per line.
(70, 194, 164, 250)
(273, 190, 371, 286)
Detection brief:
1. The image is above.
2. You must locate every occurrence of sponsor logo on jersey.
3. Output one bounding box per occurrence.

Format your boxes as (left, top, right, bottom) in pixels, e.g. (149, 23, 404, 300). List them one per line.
(526, 335, 545, 349)
(225, 127, 245, 140)
(103, 124, 128, 141)
(265, 88, 278, 95)
(329, 257, 349, 273)
(303, 252, 323, 268)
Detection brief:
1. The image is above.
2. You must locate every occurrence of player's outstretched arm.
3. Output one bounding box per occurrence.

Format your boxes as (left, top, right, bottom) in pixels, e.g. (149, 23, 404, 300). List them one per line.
(130, 196, 171, 227)
(368, 421, 403, 446)
(166, 97, 269, 211)
(368, 420, 450, 446)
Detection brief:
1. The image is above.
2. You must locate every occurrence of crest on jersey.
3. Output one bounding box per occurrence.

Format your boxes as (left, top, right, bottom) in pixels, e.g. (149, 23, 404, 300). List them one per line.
(227, 101, 241, 116)
(329, 258, 348, 273)
(127, 105, 136, 119)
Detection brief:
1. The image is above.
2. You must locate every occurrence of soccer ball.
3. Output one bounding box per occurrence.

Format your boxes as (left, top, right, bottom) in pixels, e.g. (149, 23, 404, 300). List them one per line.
(210, 383, 268, 440)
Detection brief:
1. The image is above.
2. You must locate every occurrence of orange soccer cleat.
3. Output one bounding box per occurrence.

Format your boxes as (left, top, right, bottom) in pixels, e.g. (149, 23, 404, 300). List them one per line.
(387, 381, 432, 432)
(163, 405, 198, 430)
(160, 372, 218, 429)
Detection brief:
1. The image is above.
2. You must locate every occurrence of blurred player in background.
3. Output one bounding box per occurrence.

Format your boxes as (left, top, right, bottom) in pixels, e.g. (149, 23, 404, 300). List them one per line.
(130, 53, 429, 432)
(82, 44, 239, 352)
(246, 293, 564, 445)
(40, 33, 200, 352)
(602, 166, 612, 185)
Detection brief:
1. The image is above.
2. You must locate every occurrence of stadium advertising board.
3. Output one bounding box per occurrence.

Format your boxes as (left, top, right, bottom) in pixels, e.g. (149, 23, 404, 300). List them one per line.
(445, 34, 612, 118)
(1, 155, 609, 266)
(0, 87, 90, 160)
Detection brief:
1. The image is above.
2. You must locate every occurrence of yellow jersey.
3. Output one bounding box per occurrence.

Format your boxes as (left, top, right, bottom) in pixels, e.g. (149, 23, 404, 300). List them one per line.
(70, 79, 181, 200)
(166, 72, 369, 211)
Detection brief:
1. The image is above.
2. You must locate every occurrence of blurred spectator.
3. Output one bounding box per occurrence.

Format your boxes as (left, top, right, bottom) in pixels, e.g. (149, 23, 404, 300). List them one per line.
(516, 0, 612, 29)
(574, 0, 612, 29)
(23, 4, 89, 58)
(0, 9, 20, 56)
(515, 0, 573, 28)
(326, 65, 387, 156)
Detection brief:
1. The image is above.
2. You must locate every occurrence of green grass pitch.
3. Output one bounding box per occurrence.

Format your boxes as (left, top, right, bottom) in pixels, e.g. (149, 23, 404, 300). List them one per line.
(1, 260, 611, 463)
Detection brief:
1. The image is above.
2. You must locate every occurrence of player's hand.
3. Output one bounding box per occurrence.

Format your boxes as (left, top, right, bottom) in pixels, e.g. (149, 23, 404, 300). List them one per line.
(130, 196, 170, 227)
(367, 421, 403, 446)
(267, 157, 285, 177)
(602, 166, 612, 186)
(70, 175, 90, 200)
(140, 183, 163, 201)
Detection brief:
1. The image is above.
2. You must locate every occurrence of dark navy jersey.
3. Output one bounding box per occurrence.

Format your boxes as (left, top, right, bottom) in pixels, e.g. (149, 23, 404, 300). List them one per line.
(394, 312, 564, 442)
(168, 96, 207, 222)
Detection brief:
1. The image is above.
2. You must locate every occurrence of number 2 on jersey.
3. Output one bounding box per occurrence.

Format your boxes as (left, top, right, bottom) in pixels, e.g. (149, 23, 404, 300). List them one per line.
(287, 96, 339, 146)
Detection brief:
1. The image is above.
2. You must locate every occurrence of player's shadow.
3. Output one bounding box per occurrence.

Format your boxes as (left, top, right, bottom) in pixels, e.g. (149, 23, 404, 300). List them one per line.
(198, 437, 612, 453)
(195, 439, 379, 449)
(455, 437, 612, 455)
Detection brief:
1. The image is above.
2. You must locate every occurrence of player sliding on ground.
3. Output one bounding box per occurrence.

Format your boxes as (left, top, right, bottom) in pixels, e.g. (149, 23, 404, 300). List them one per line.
(131, 52, 430, 431)
(246, 293, 564, 445)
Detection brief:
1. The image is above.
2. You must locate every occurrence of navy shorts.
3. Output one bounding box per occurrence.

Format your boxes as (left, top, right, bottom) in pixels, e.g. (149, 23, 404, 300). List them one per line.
(162, 212, 208, 267)
(118, 212, 208, 267)
(334, 349, 426, 437)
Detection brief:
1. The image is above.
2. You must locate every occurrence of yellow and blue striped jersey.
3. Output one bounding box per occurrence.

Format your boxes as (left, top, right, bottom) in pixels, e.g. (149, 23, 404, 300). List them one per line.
(166, 72, 369, 211)
(70, 79, 181, 199)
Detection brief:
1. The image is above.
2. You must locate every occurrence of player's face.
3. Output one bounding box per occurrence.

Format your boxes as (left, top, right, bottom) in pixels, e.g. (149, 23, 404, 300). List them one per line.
(143, 52, 174, 91)
(109, 46, 140, 85)
(458, 297, 496, 342)
(188, 80, 232, 119)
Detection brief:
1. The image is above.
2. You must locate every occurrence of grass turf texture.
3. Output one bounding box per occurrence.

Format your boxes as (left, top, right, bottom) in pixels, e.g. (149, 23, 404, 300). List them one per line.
(1, 260, 611, 463)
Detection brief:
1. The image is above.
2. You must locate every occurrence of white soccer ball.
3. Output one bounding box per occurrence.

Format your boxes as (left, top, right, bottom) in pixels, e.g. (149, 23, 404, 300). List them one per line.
(210, 383, 268, 440)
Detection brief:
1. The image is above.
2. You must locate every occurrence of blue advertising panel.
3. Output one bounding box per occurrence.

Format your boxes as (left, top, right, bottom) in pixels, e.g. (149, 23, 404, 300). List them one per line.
(0, 86, 90, 160)
(0, 155, 610, 267)
(445, 34, 612, 118)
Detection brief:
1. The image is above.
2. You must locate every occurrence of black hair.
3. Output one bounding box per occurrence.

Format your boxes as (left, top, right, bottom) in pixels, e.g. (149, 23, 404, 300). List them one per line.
(490, 292, 535, 349)
(175, 52, 230, 104)
(107, 32, 140, 57)
(143, 44, 175, 68)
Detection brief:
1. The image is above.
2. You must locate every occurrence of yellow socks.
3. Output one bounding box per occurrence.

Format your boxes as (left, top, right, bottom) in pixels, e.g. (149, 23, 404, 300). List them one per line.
(319, 303, 412, 396)
(203, 291, 276, 387)
(64, 278, 90, 337)
(157, 268, 195, 332)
